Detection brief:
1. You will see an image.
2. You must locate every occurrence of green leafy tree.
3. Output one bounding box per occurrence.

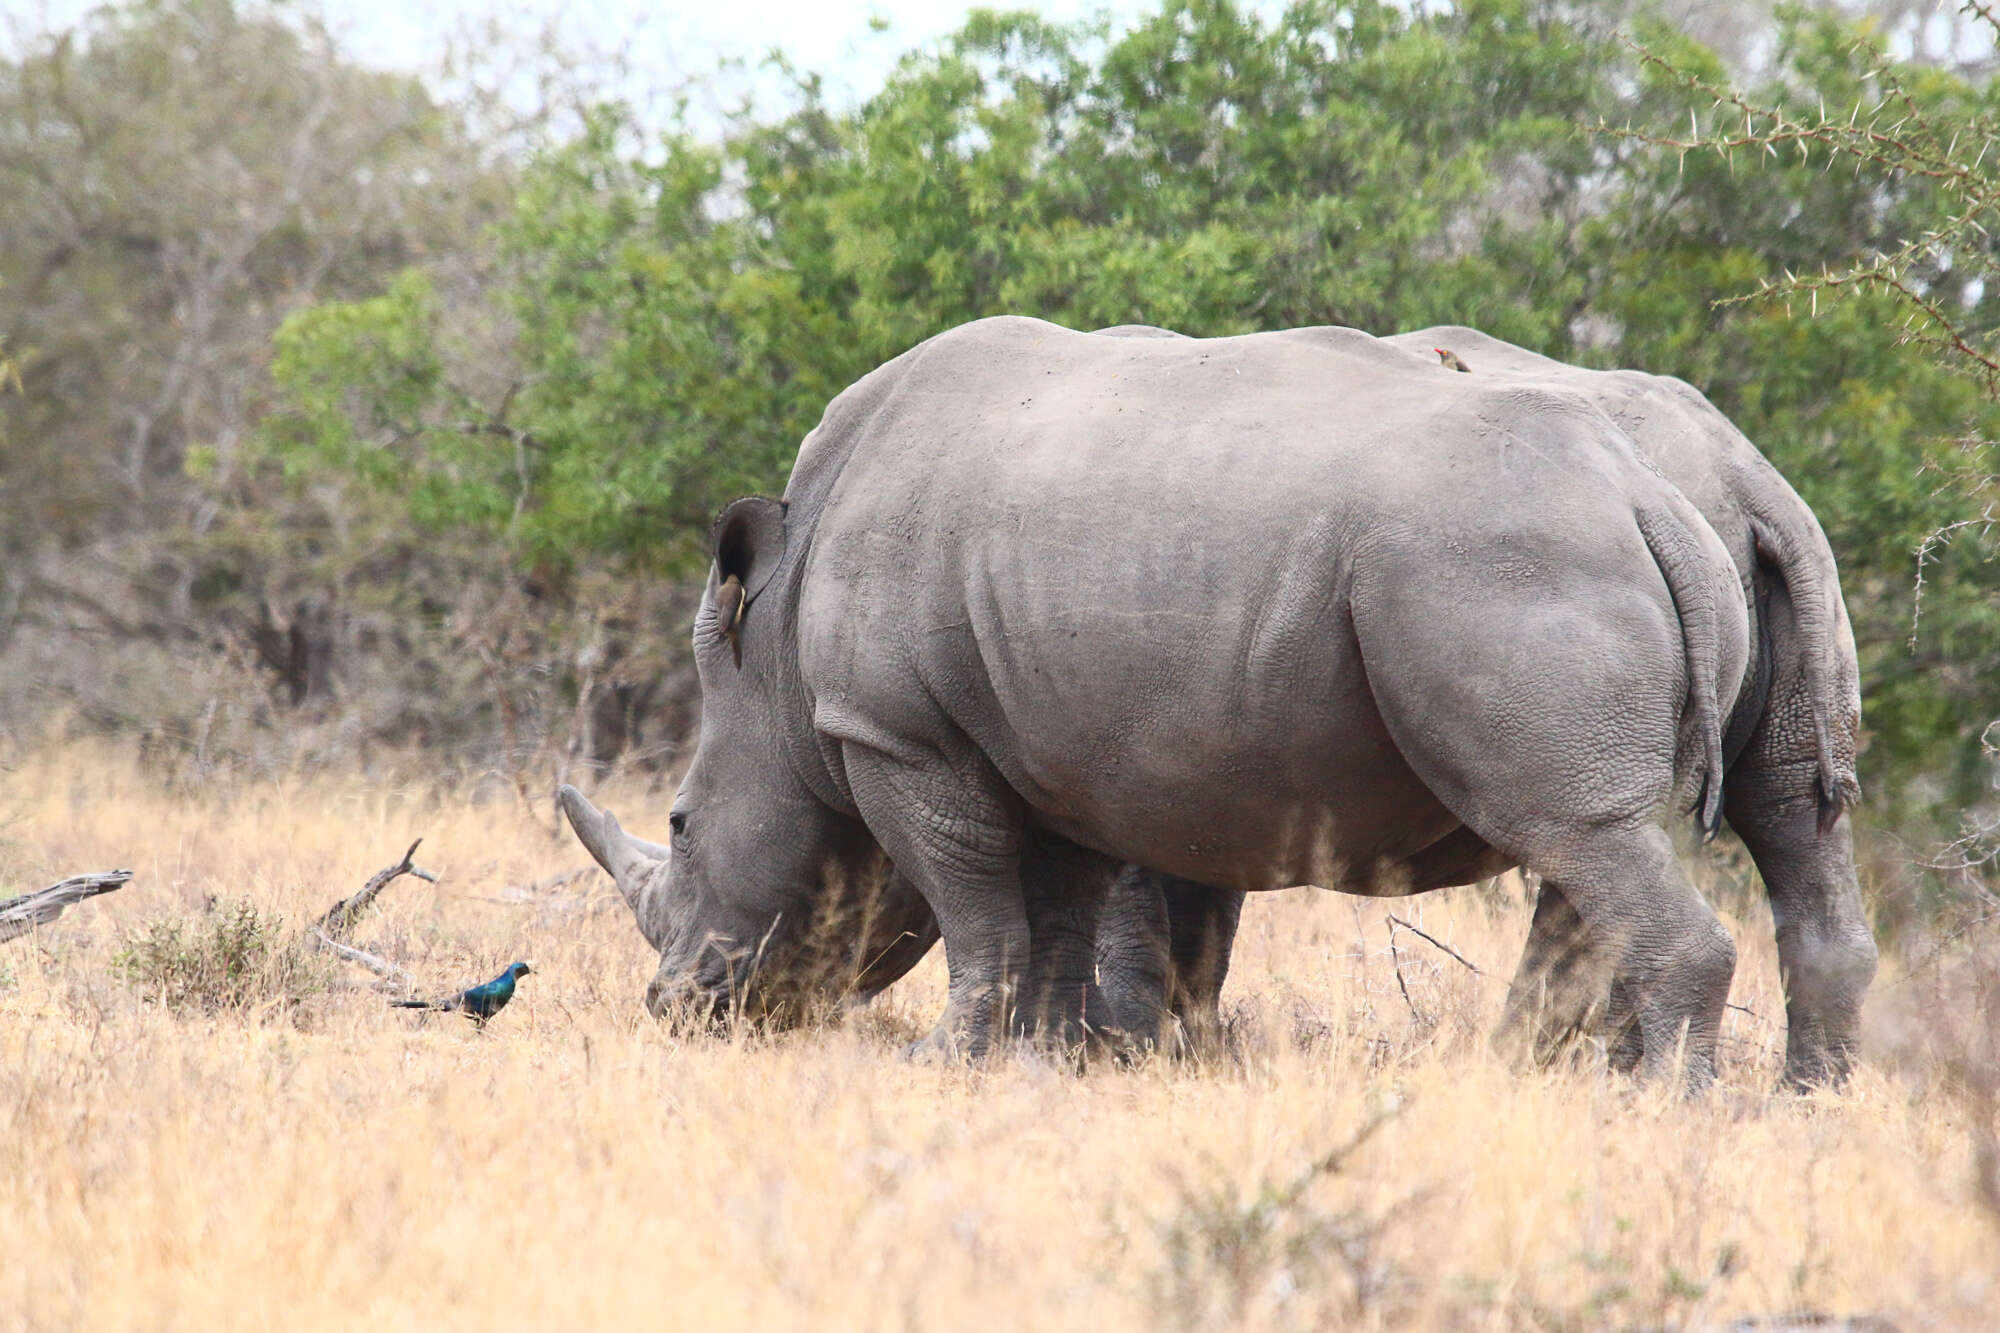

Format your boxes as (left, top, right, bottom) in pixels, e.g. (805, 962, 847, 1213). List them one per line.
(264, 0, 1624, 570)
(260, 0, 1995, 828)
(1599, 4, 1998, 831)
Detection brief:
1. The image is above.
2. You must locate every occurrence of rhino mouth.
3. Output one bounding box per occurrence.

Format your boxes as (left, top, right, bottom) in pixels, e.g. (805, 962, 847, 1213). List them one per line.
(645, 975, 833, 1031)
(646, 935, 825, 1028)
(645, 979, 734, 1027)
(646, 922, 908, 1028)
(646, 940, 751, 1024)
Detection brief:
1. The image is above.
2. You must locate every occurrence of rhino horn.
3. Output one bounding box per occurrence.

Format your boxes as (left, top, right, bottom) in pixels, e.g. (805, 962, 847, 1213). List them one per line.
(559, 785, 664, 909)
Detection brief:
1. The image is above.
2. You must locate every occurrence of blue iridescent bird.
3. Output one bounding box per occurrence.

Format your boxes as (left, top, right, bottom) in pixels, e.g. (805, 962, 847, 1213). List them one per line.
(392, 961, 533, 1027)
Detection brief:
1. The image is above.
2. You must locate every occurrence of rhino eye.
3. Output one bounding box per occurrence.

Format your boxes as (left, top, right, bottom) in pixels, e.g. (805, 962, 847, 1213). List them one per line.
(669, 811, 688, 837)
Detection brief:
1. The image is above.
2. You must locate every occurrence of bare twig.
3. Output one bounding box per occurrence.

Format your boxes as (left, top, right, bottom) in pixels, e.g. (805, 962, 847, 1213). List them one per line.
(1913, 508, 1999, 647)
(1385, 913, 1484, 974)
(1927, 807, 2000, 875)
(308, 839, 435, 988)
(1968, 1, 2000, 44)
(1891, 902, 2000, 985)
(1383, 917, 1428, 1024)
(1602, 33, 2000, 397)
(313, 837, 436, 939)
(0, 870, 133, 945)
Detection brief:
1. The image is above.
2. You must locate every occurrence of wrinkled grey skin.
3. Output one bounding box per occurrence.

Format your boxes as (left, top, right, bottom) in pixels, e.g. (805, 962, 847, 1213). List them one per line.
(1095, 325, 1874, 1089)
(563, 316, 1759, 1088)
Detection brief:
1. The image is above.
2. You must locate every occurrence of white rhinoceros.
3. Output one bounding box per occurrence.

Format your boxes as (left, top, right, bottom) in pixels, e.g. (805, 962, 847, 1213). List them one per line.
(563, 315, 1766, 1088)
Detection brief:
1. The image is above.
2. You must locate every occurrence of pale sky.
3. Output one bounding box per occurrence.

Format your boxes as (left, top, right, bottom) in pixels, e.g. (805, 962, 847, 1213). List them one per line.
(335, 0, 1176, 124)
(11, 0, 1260, 132)
(332, 0, 1163, 82)
(326, 0, 1286, 128)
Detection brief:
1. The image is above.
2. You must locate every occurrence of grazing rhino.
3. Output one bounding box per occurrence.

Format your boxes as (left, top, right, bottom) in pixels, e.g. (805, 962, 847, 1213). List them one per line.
(1092, 325, 1874, 1089)
(562, 314, 1762, 1089)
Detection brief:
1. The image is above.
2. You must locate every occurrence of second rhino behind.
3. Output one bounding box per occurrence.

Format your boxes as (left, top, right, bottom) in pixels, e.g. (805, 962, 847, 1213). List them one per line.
(1091, 325, 1875, 1091)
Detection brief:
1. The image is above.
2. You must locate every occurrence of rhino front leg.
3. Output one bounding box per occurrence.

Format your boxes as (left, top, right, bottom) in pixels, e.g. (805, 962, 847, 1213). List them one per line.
(843, 744, 1027, 1061)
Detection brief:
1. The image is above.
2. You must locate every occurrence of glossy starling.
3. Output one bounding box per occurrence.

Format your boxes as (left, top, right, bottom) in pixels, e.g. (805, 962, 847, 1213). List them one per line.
(392, 961, 533, 1027)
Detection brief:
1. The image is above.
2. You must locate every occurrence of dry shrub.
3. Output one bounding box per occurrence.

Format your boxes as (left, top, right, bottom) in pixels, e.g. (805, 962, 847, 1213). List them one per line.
(1152, 1099, 1416, 1330)
(114, 899, 330, 1019)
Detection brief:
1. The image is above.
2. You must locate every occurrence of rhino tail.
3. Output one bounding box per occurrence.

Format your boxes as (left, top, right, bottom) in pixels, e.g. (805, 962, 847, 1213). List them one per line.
(1634, 504, 1728, 841)
(558, 785, 663, 907)
(1747, 511, 1858, 835)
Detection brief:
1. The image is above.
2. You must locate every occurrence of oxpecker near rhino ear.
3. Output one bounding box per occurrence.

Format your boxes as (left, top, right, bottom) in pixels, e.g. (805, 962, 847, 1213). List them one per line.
(710, 496, 787, 668)
(711, 496, 788, 603)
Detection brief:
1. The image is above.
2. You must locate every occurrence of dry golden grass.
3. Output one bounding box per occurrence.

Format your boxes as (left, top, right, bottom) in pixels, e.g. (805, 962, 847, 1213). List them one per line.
(0, 743, 1995, 1331)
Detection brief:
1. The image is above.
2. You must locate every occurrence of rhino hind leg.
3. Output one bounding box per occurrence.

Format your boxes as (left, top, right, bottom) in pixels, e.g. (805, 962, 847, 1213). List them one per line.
(1016, 827, 1134, 1056)
(1160, 878, 1244, 1053)
(1601, 977, 1645, 1073)
(1095, 871, 1244, 1059)
(1359, 602, 1740, 1089)
(1531, 826, 1737, 1089)
(1721, 612, 1876, 1088)
(1500, 881, 1648, 1071)
(1725, 785, 1876, 1089)
(1498, 881, 1614, 1066)
(1094, 867, 1174, 1045)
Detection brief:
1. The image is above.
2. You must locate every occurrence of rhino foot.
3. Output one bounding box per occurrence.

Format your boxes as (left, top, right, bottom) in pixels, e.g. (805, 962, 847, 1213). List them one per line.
(901, 1021, 981, 1065)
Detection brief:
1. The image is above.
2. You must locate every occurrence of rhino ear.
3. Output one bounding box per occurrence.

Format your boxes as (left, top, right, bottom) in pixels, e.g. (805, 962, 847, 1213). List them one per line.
(711, 497, 788, 603)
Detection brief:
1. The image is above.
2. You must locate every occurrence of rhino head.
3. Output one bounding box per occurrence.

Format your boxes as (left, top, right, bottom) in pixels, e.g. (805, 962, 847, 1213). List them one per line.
(559, 496, 937, 1023)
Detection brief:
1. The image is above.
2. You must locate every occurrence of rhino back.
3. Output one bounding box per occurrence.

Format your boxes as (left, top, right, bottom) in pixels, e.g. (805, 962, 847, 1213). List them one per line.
(1391, 326, 1773, 573)
(1391, 325, 1859, 798)
(789, 317, 1716, 884)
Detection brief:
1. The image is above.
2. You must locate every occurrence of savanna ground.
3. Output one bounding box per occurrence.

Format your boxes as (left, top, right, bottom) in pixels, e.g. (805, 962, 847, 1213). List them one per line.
(0, 743, 1995, 1331)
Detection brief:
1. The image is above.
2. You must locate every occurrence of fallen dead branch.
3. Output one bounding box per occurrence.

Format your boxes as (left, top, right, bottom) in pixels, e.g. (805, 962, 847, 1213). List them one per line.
(306, 927, 410, 984)
(0, 870, 134, 945)
(308, 838, 436, 985)
(1383, 917, 1430, 1026)
(313, 838, 436, 938)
